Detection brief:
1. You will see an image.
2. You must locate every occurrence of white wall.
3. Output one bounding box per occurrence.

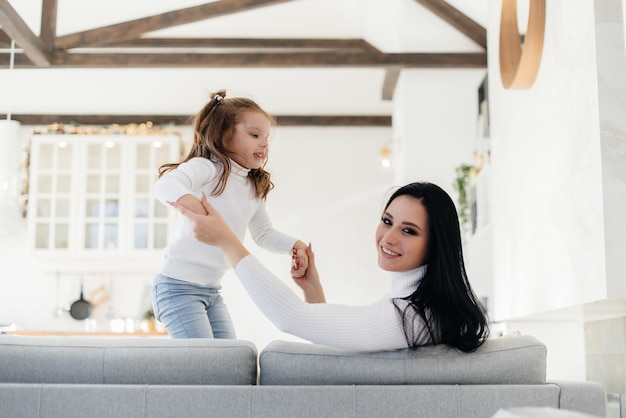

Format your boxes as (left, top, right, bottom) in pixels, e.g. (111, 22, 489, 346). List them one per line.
(483, 0, 626, 381)
(392, 69, 486, 196)
(488, 0, 607, 321)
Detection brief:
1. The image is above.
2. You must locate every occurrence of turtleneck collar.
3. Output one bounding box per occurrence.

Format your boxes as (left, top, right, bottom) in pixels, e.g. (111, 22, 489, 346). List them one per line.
(229, 158, 251, 178)
(210, 156, 251, 178)
(389, 264, 427, 298)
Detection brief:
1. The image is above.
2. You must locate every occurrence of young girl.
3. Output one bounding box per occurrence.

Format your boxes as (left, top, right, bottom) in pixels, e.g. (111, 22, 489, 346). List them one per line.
(172, 182, 490, 352)
(152, 90, 308, 339)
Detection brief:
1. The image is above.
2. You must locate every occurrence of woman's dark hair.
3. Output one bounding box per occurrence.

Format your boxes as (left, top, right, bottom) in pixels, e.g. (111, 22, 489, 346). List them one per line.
(158, 90, 274, 199)
(388, 182, 490, 352)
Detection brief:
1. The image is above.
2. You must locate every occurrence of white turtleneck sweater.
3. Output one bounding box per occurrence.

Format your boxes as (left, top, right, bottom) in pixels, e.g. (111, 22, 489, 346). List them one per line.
(235, 254, 430, 351)
(155, 157, 298, 286)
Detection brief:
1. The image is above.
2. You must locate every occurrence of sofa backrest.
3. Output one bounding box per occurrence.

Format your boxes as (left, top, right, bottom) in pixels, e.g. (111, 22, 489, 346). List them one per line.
(259, 335, 547, 385)
(0, 335, 257, 385)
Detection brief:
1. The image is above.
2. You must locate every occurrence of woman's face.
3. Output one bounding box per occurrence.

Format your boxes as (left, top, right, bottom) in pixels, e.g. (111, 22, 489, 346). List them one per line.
(226, 111, 271, 169)
(375, 195, 429, 272)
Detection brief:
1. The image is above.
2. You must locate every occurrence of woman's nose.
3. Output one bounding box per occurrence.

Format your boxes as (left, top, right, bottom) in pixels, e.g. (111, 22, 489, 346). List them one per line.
(382, 229, 397, 244)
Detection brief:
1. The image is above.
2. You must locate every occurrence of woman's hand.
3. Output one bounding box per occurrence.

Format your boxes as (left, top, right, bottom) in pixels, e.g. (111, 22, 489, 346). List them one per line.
(291, 244, 326, 304)
(169, 193, 249, 267)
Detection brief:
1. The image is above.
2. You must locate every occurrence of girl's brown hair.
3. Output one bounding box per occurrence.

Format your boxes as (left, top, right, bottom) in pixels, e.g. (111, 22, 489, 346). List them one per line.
(158, 90, 275, 199)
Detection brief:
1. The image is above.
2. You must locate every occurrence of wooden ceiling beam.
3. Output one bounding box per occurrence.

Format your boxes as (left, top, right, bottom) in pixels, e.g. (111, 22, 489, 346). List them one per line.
(414, 0, 487, 49)
(2, 51, 486, 68)
(108, 38, 379, 51)
(382, 67, 402, 101)
(39, 0, 58, 51)
(0, 0, 51, 66)
(11, 114, 392, 127)
(0, 29, 11, 44)
(54, 0, 296, 49)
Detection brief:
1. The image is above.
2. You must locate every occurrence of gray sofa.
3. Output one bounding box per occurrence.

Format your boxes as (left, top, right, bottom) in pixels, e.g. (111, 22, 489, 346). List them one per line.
(0, 334, 606, 418)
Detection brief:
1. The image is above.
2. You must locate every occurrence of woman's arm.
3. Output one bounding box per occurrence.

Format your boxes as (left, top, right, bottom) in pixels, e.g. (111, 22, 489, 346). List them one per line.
(170, 195, 410, 351)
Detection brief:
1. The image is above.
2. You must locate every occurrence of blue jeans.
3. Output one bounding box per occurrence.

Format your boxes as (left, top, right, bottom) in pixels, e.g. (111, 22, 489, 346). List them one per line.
(151, 274, 236, 339)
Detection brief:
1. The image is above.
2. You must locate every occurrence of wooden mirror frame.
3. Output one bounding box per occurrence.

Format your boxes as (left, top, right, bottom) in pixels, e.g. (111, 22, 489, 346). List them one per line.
(499, 0, 546, 89)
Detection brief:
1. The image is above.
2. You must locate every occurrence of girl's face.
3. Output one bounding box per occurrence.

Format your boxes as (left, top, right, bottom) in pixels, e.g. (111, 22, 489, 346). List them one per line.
(375, 195, 429, 272)
(226, 111, 271, 169)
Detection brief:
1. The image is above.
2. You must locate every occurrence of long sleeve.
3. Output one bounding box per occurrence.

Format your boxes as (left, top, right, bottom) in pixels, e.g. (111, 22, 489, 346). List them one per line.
(154, 158, 218, 204)
(248, 200, 298, 253)
(234, 255, 411, 351)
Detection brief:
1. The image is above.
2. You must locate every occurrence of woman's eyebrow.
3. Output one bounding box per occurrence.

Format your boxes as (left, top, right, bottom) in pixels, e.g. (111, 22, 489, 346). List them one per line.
(401, 221, 422, 232)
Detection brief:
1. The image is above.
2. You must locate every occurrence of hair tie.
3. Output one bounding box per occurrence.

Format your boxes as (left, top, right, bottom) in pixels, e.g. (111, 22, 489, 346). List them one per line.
(215, 94, 224, 104)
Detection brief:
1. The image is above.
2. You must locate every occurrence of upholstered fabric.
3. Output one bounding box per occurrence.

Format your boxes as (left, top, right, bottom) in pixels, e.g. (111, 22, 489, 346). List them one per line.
(0, 335, 607, 418)
(0, 335, 258, 385)
(259, 335, 547, 385)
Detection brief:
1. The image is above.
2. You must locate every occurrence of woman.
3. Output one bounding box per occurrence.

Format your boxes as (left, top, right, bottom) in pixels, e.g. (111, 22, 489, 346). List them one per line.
(171, 182, 490, 352)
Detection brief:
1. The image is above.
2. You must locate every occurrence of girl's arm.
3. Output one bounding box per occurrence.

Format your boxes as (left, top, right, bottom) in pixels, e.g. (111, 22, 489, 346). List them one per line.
(155, 158, 216, 204)
(248, 200, 309, 276)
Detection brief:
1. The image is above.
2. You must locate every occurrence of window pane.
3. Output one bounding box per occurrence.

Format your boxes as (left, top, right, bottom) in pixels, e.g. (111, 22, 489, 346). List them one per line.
(38, 174, 52, 193)
(35, 223, 49, 248)
(135, 198, 149, 217)
(106, 144, 121, 169)
(86, 174, 100, 193)
(38, 144, 54, 169)
(105, 175, 119, 193)
(55, 199, 70, 217)
(87, 144, 101, 167)
(104, 224, 118, 249)
(135, 175, 150, 193)
(85, 223, 99, 249)
(154, 223, 168, 249)
(136, 144, 150, 169)
(154, 200, 168, 217)
(86, 199, 99, 217)
(104, 199, 119, 217)
(56, 174, 71, 193)
(54, 223, 69, 249)
(57, 143, 73, 168)
(155, 144, 170, 166)
(134, 223, 148, 249)
(37, 199, 51, 217)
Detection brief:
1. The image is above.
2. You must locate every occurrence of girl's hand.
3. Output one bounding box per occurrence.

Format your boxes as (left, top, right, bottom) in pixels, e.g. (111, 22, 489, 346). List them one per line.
(291, 244, 325, 304)
(290, 241, 309, 278)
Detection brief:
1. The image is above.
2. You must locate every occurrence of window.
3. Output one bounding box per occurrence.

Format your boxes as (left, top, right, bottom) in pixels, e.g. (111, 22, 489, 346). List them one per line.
(27, 134, 180, 255)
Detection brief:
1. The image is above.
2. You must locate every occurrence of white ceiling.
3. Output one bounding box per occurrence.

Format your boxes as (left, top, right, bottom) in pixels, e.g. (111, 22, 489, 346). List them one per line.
(0, 0, 489, 118)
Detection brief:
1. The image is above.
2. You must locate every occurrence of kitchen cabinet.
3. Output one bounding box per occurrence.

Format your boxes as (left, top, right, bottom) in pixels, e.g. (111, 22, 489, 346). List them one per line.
(27, 134, 180, 257)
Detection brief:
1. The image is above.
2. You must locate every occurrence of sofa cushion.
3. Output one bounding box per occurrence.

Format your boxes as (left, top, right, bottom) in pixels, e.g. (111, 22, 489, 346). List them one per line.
(259, 335, 546, 385)
(0, 335, 257, 385)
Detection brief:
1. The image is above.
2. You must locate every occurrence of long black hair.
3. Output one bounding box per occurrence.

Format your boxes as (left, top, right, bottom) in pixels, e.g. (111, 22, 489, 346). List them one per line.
(388, 182, 490, 352)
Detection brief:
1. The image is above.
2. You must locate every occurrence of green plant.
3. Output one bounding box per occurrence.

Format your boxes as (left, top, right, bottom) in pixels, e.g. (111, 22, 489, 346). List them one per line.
(453, 164, 474, 231)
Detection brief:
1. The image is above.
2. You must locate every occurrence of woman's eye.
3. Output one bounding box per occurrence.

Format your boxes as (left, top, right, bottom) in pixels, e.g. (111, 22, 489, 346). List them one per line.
(381, 217, 391, 225)
(403, 228, 417, 235)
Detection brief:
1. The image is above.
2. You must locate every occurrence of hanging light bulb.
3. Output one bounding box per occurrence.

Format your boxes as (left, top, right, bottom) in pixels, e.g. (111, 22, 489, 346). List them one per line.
(379, 145, 392, 168)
